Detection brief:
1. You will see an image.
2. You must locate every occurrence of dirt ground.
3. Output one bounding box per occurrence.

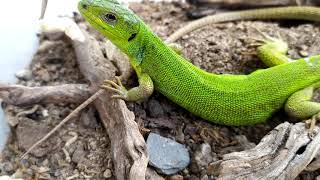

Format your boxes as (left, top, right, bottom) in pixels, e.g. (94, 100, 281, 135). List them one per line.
(1, 1, 320, 179)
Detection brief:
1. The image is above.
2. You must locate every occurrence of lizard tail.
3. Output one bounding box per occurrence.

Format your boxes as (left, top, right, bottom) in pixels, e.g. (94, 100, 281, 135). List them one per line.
(165, 6, 320, 43)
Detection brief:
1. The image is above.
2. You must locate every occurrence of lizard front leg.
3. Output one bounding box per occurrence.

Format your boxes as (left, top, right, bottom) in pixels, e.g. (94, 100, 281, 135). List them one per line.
(101, 74, 154, 102)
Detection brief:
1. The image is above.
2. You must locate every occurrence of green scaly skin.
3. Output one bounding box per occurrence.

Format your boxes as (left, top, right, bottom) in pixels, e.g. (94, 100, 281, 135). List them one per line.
(78, 0, 320, 126)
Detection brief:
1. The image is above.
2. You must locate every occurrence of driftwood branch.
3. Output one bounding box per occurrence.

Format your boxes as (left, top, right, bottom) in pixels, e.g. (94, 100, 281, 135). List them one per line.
(216, 122, 320, 179)
(305, 150, 320, 171)
(0, 84, 91, 106)
(72, 24, 148, 180)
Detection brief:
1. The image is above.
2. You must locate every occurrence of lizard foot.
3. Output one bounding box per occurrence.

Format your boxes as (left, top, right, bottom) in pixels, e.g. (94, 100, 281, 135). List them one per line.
(101, 76, 129, 100)
(167, 43, 183, 55)
(251, 28, 289, 54)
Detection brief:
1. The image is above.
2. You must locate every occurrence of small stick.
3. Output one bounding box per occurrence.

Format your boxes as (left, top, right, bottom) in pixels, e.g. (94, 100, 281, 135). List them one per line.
(40, 0, 48, 19)
(20, 89, 105, 159)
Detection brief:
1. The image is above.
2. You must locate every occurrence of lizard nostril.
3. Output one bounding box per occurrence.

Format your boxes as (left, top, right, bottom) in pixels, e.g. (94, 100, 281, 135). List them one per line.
(82, 4, 88, 10)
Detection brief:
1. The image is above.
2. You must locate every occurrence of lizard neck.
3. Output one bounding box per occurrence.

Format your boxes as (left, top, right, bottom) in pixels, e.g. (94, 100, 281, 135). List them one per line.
(125, 23, 168, 70)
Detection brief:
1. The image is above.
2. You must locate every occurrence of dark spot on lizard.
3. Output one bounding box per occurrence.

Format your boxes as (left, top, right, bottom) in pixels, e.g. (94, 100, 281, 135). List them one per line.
(128, 33, 137, 42)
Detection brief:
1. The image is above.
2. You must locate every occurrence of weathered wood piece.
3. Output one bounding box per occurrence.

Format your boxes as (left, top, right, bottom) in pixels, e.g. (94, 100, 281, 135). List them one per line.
(0, 84, 91, 106)
(72, 23, 149, 180)
(215, 122, 320, 179)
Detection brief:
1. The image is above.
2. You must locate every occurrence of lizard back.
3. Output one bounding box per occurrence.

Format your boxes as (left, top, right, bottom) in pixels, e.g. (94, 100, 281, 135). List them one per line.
(139, 27, 320, 125)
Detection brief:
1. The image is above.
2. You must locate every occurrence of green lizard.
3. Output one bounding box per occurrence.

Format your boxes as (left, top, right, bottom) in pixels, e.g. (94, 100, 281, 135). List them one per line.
(78, 0, 320, 126)
(21, 0, 320, 158)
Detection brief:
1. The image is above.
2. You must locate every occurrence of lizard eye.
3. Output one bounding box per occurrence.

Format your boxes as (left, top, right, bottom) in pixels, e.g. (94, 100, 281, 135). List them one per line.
(102, 13, 117, 24)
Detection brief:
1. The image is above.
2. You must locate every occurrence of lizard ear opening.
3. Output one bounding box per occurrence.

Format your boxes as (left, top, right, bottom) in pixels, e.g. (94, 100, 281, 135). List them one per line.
(128, 33, 137, 42)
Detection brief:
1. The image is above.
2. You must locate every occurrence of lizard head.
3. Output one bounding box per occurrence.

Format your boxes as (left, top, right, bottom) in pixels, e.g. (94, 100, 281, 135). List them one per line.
(78, 0, 141, 52)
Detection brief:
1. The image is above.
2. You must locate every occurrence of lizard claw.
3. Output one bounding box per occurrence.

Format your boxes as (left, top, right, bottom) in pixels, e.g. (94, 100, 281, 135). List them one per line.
(305, 113, 320, 139)
(249, 28, 289, 54)
(101, 76, 128, 100)
(254, 28, 285, 44)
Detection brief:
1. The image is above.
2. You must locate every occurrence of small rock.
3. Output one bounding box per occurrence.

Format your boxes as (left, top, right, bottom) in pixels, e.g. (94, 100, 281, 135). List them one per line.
(54, 170, 62, 177)
(146, 168, 165, 180)
(200, 175, 209, 180)
(194, 143, 213, 167)
(175, 126, 185, 144)
(147, 99, 165, 118)
(38, 69, 51, 82)
(300, 44, 308, 51)
(46, 64, 58, 72)
(42, 109, 49, 118)
(147, 133, 190, 175)
(299, 50, 309, 57)
(189, 175, 199, 179)
(19, 159, 30, 168)
(184, 124, 197, 136)
(182, 168, 189, 176)
(103, 169, 112, 178)
(0, 162, 14, 173)
(207, 161, 221, 176)
(71, 143, 85, 164)
(169, 175, 183, 180)
(189, 160, 200, 174)
(15, 69, 33, 81)
(151, 12, 162, 20)
(80, 108, 98, 129)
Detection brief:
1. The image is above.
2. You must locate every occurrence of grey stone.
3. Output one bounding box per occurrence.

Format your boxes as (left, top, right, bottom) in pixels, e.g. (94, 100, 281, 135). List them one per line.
(200, 175, 209, 180)
(194, 143, 214, 167)
(147, 99, 165, 118)
(71, 143, 85, 164)
(147, 133, 190, 175)
(15, 69, 32, 81)
(103, 169, 112, 178)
